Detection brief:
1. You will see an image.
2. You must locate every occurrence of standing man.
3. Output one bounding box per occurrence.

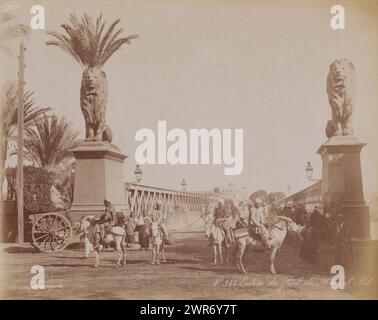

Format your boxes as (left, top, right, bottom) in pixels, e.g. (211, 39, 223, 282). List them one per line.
(139, 210, 152, 250)
(294, 205, 306, 226)
(125, 211, 136, 246)
(308, 206, 324, 262)
(151, 201, 173, 245)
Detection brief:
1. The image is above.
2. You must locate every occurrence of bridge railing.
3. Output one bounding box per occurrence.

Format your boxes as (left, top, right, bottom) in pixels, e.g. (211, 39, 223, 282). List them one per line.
(279, 181, 322, 212)
(124, 183, 209, 217)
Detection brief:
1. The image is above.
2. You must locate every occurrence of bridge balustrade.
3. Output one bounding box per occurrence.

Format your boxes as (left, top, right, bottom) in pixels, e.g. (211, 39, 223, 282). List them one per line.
(125, 183, 209, 217)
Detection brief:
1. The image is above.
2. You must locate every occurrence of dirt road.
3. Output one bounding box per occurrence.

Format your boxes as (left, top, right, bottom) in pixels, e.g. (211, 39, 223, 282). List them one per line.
(0, 231, 376, 299)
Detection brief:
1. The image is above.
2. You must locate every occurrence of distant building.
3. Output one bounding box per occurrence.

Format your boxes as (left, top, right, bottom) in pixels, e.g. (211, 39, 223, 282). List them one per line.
(212, 183, 249, 206)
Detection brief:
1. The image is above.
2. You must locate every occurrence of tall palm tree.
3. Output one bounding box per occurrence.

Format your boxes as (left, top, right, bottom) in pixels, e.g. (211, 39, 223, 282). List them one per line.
(0, 81, 51, 198)
(46, 13, 138, 141)
(0, 7, 29, 54)
(0, 6, 30, 199)
(22, 114, 79, 168)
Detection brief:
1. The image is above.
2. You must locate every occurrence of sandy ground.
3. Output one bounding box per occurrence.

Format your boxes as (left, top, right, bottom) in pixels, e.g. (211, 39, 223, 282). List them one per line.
(0, 231, 376, 300)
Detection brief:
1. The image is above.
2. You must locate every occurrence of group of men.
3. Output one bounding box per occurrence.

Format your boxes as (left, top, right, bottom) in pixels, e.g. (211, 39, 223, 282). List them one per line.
(92, 198, 352, 267)
(208, 199, 352, 267)
(299, 205, 352, 265)
(93, 199, 173, 251)
(208, 198, 272, 247)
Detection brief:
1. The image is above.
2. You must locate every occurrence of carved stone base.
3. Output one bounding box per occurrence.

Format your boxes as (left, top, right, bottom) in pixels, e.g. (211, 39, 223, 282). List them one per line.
(342, 203, 371, 240)
(317, 136, 370, 239)
(69, 142, 128, 221)
(350, 239, 378, 279)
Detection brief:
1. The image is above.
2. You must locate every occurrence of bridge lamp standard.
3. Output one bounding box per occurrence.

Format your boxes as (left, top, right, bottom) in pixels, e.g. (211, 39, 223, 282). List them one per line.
(134, 165, 143, 183)
(305, 161, 320, 182)
(181, 179, 187, 192)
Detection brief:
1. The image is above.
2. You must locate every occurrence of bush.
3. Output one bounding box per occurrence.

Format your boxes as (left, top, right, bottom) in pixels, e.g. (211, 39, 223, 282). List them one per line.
(6, 166, 57, 214)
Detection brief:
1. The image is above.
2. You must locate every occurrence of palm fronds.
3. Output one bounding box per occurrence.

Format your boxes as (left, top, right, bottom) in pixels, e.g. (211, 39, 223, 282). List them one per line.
(46, 13, 138, 69)
(22, 114, 79, 168)
(0, 81, 52, 199)
(0, 9, 29, 43)
(0, 81, 52, 143)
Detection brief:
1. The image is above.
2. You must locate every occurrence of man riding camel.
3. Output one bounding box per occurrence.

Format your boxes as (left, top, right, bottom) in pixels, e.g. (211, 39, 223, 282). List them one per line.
(213, 199, 235, 247)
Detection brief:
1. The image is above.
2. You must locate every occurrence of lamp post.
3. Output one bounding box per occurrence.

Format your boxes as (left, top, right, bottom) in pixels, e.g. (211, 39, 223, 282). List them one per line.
(305, 161, 320, 182)
(134, 165, 143, 183)
(181, 179, 187, 192)
(125, 165, 143, 212)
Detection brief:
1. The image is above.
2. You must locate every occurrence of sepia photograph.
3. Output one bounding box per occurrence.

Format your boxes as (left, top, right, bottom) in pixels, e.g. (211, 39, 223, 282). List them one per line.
(0, 0, 377, 301)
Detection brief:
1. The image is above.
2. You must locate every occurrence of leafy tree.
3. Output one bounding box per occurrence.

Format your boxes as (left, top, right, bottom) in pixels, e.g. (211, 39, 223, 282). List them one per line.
(0, 7, 29, 55)
(268, 192, 286, 204)
(6, 163, 75, 212)
(21, 114, 79, 168)
(249, 190, 268, 203)
(0, 81, 51, 199)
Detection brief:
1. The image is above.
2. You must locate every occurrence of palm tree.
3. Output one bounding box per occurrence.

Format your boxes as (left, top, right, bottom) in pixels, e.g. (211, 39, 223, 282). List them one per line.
(0, 6, 30, 199)
(0, 7, 29, 54)
(46, 13, 138, 141)
(22, 114, 79, 168)
(0, 81, 51, 198)
(7, 115, 78, 207)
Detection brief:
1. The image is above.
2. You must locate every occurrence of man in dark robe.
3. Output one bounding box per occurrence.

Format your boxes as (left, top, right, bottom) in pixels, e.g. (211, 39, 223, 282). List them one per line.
(93, 199, 116, 250)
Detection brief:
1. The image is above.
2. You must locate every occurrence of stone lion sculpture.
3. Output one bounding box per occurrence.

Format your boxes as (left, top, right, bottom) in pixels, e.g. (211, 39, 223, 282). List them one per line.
(80, 67, 113, 143)
(325, 59, 356, 138)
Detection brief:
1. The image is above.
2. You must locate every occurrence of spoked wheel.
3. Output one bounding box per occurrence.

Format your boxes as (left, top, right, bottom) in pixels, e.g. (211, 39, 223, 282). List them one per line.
(31, 213, 72, 253)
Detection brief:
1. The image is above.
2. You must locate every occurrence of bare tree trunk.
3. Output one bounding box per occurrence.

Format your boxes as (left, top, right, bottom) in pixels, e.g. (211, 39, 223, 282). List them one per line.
(0, 140, 8, 200)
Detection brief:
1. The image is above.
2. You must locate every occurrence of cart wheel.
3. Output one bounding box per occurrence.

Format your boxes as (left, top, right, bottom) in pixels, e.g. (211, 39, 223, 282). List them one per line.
(31, 213, 72, 253)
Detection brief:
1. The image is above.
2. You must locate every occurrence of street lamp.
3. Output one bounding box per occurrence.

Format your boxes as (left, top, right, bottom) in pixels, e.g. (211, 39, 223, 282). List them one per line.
(134, 165, 143, 183)
(305, 161, 313, 180)
(181, 179, 187, 192)
(305, 161, 320, 182)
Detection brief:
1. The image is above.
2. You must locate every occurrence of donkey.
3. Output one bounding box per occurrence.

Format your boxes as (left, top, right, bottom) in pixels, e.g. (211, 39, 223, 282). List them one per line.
(150, 222, 166, 265)
(75, 215, 127, 268)
(234, 216, 304, 274)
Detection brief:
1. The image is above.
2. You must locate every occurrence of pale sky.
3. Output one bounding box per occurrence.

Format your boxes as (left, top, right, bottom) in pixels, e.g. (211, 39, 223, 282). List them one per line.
(1, 0, 378, 195)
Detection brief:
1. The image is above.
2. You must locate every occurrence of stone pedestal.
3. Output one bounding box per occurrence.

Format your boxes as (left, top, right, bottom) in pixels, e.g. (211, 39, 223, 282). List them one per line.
(70, 142, 128, 220)
(317, 136, 370, 239)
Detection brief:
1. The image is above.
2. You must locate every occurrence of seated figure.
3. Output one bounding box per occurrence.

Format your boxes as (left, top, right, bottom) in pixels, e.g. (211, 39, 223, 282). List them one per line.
(247, 201, 270, 244)
(93, 199, 116, 250)
(213, 200, 235, 247)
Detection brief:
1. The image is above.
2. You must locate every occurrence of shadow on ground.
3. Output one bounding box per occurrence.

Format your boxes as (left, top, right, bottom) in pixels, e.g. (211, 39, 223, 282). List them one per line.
(3, 246, 38, 254)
